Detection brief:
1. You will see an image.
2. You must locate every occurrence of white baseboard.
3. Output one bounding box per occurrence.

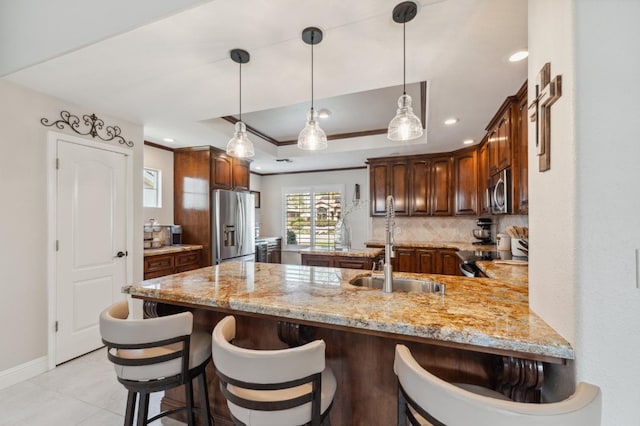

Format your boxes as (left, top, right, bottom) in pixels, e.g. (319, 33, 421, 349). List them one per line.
(0, 356, 49, 390)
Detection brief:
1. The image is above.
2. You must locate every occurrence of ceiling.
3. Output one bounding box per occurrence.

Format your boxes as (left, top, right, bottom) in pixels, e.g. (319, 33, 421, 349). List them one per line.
(2, 0, 528, 174)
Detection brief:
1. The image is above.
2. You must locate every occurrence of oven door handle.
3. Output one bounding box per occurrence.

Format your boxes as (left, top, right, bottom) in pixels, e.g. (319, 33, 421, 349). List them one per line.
(460, 263, 478, 277)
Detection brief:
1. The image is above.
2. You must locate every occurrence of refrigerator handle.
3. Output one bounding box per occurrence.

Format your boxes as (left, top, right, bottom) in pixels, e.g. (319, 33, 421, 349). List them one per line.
(237, 192, 243, 254)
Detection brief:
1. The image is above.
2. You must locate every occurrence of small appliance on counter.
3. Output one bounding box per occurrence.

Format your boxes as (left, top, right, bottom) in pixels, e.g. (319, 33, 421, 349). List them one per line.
(472, 217, 493, 245)
(170, 225, 182, 245)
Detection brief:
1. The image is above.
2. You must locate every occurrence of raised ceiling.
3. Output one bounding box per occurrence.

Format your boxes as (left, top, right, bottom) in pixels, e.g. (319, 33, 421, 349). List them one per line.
(2, 0, 528, 174)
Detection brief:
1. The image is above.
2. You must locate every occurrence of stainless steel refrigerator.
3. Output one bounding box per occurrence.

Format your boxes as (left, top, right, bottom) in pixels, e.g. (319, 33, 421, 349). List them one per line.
(211, 189, 255, 264)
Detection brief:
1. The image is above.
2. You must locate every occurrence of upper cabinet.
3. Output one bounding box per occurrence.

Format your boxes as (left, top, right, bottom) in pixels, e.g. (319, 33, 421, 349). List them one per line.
(486, 96, 516, 175)
(453, 147, 478, 216)
(515, 83, 529, 214)
(477, 136, 490, 215)
(369, 158, 410, 216)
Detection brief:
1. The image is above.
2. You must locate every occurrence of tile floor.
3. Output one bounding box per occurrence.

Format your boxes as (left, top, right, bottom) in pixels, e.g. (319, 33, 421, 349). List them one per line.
(0, 348, 185, 426)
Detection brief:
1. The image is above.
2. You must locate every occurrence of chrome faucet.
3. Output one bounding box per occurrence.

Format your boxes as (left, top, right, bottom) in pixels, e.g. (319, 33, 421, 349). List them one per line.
(383, 195, 395, 293)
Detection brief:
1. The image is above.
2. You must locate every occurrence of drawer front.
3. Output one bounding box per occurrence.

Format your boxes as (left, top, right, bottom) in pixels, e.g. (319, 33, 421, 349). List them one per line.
(334, 257, 372, 270)
(175, 251, 200, 268)
(144, 254, 174, 273)
(301, 255, 333, 267)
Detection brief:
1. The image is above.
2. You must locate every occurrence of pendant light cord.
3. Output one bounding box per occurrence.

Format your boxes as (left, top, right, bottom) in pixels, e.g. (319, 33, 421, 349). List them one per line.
(403, 21, 406, 96)
(311, 32, 315, 111)
(239, 61, 242, 122)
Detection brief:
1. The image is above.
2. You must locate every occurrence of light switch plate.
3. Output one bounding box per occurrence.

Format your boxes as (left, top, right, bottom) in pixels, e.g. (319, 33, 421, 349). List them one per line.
(636, 249, 640, 289)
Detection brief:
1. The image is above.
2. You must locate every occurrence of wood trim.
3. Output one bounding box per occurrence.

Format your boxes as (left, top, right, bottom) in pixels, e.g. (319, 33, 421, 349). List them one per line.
(144, 141, 175, 152)
(258, 165, 367, 177)
(485, 95, 518, 131)
(222, 81, 428, 147)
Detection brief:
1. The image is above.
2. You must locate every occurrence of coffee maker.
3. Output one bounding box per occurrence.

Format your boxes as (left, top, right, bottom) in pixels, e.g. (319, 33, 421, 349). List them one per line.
(472, 218, 493, 245)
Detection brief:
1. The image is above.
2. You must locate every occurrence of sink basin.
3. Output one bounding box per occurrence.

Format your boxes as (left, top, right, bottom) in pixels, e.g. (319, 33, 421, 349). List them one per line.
(350, 276, 445, 294)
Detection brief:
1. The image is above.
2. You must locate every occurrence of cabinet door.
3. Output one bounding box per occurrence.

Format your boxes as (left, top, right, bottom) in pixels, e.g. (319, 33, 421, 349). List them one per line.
(212, 154, 233, 190)
(409, 159, 431, 216)
(369, 161, 389, 216)
(301, 254, 333, 267)
(389, 160, 410, 216)
(175, 250, 202, 273)
(453, 149, 477, 216)
(518, 95, 529, 214)
(439, 250, 461, 276)
(496, 113, 512, 171)
(430, 157, 453, 216)
(478, 140, 490, 214)
(232, 159, 250, 190)
(488, 129, 499, 175)
(266, 238, 282, 264)
(415, 249, 437, 274)
(395, 248, 415, 272)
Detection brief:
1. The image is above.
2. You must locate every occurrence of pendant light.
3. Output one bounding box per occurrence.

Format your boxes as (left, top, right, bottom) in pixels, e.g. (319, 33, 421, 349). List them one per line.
(226, 49, 255, 158)
(297, 27, 328, 151)
(388, 1, 424, 142)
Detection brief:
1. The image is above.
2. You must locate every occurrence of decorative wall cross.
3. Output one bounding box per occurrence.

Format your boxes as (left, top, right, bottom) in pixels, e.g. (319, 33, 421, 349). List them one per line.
(528, 63, 562, 172)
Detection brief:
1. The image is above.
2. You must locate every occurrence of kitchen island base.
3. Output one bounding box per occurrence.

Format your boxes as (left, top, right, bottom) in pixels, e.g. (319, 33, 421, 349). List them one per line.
(152, 304, 553, 426)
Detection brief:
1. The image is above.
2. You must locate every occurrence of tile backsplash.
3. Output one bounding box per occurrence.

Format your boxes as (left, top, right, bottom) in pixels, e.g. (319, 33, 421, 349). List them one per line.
(370, 215, 529, 243)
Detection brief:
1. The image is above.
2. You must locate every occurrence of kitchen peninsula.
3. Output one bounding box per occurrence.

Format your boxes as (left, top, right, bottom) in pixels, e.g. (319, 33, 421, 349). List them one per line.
(124, 261, 570, 425)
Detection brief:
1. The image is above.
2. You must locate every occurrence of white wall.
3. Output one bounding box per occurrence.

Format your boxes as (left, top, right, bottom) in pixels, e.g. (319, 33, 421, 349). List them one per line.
(259, 169, 369, 263)
(530, 0, 640, 423)
(573, 0, 640, 423)
(0, 80, 144, 376)
(143, 144, 174, 225)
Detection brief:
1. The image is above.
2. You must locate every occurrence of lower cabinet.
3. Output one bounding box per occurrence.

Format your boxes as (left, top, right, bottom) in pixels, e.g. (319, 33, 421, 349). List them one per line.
(380, 246, 461, 276)
(144, 249, 202, 280)
(301, 254, 376, 270)
(266, 238, 282, 264)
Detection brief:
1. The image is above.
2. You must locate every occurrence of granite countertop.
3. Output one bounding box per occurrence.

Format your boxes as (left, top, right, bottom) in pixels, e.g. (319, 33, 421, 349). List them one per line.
(365, 240, 497, 252)
(300, 246, 384, 258)
(255, 236, 281, 242)
(123, 261, 572, 361)
(476, 260, 529, 287)
(143, 244, 203, 257)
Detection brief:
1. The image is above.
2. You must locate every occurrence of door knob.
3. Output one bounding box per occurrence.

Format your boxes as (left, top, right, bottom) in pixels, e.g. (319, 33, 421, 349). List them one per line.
(115, 251, 127, 258)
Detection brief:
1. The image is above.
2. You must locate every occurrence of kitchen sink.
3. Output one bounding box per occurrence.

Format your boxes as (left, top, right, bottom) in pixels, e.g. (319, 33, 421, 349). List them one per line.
(350, 276, 445, 294)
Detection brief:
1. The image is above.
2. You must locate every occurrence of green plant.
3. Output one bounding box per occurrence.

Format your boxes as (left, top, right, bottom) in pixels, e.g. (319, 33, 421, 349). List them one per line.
(287, 229, 297, 245)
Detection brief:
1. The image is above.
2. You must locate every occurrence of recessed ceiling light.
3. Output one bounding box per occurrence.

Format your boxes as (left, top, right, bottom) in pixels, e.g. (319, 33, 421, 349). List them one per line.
(463, 139, 474, 145)
(444, 118, 459, 125)
(162, 138, 175, 143)
(255, 166, 262, 170)
(509, 50, 529, 62)
(317, 108, 332, 119)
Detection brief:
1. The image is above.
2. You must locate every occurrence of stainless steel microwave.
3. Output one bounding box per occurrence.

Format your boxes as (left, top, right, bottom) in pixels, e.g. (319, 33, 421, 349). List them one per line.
(488, 168, 511, 214)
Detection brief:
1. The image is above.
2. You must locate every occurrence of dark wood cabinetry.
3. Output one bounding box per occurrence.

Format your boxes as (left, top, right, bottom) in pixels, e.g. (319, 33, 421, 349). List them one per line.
(516, 83, 529, 214)
(453, 148, 478, 216)
(487, 97, 515, 175)
(369, 159, 409, 216)
(266, 238, 282, 264)
(301, 253, 376, 270)
(380, 245, 460, 276)
(478, 137, 490, 215)
(143, 249, 202, 280)
(174, 146, 251, 266)
(370, 155, 452, 217)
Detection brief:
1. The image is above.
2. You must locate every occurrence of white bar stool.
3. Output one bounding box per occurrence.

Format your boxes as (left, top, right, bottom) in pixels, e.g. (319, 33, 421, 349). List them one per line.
(394, 344, 601, 426)
(211, 315, 336, 426)
(99, 301, 212, 426)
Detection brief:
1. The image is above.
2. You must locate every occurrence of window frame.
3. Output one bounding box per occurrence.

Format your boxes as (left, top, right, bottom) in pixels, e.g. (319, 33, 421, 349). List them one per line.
(282, 184, 345, 249)
(143, 167, 162, 208)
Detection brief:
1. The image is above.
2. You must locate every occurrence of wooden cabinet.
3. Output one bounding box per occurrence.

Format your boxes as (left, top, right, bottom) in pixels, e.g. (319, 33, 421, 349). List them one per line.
(375, 245, 460, 276)
(143, 249, 201, 280)
(301, 254, 376, 270)
(477, 137, 490, 215)
(516, 83, 529, 214)
(174, 146, 251, 267)
(266, 238, 282, 264)
(486, 97, 516, 175)
(453, 148, 477, 216)
(369, 159, 409, 216)
(370, 155, 452, 217)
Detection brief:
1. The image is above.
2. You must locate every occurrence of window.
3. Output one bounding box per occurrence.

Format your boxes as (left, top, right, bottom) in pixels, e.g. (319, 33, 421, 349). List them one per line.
(143, 168, 162, 208)
(284, 186, 343, 248)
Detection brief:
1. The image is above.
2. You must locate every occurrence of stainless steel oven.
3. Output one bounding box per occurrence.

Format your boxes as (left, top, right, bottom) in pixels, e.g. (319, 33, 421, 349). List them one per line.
(488, 168, 511, 214)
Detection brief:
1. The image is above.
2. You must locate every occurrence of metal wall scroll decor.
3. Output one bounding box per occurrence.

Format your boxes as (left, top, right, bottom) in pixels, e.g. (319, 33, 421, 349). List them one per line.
(528, 63, 562, 172)
(40, 110, 134, 147)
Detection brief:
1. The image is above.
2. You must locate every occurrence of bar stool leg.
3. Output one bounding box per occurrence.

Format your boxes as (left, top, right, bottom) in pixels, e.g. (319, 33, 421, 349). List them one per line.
(185, 379, 195, 426)
(124, 391, 136, 426)
(137, 392, 149, 426)
(198, 370, 212, 426)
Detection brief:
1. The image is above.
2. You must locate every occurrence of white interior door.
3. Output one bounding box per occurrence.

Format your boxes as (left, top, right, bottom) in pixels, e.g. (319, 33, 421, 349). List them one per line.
(55, 139, 127, 364)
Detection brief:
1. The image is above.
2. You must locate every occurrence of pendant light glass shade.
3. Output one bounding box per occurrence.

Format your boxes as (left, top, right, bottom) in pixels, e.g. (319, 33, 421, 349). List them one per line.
(388, 1, 424, 142)
(298, 108, 328, 150)
(226, 121, 255, 157)
(226, 49, 255, 158)
(388, 93, 423, 141)
(298, 27, 327, 151)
